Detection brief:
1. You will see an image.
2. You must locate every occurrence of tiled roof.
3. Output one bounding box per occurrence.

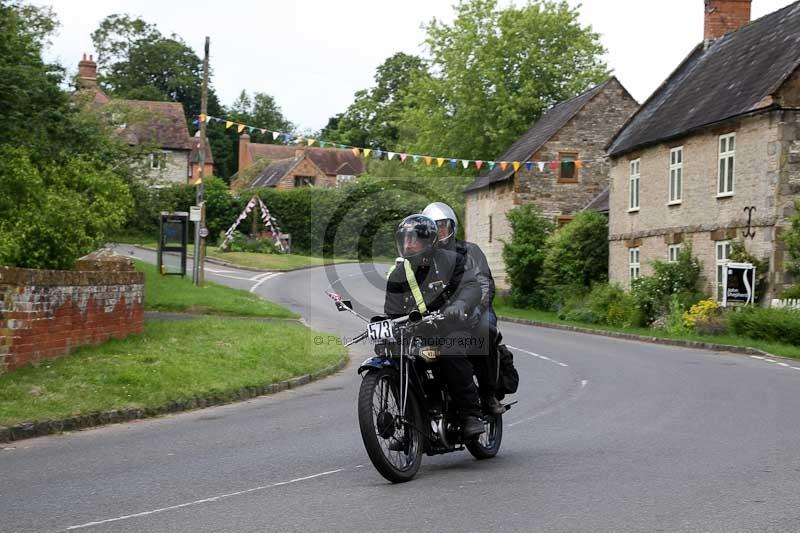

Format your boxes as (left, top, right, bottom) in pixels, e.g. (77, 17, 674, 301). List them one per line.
(607, 1, 800, 157)
(464, 79, 615, 193)
(250, 158, 300, 188)
(112, 100, 192, 151)
(248, 144, 364, 176)
(582, 188, 609, 214)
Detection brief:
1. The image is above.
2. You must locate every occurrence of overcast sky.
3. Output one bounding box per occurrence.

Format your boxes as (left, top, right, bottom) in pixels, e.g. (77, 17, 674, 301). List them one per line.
(38, 0, 797, 133)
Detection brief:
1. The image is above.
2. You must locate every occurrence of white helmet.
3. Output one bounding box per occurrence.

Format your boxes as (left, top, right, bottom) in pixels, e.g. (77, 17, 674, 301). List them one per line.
(422, 202, 457, 245)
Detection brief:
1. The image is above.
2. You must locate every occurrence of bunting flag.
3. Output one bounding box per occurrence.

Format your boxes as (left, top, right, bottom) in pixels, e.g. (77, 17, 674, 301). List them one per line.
(202, 114, 600, 174)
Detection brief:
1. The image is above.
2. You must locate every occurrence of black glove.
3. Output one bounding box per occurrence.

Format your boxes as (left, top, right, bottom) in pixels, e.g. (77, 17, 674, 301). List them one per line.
(468, 307, 482, 328)
(443, 300, 468, 322)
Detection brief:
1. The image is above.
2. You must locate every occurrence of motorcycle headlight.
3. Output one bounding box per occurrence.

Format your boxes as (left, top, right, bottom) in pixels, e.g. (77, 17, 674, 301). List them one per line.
(418, 346, 441, 363)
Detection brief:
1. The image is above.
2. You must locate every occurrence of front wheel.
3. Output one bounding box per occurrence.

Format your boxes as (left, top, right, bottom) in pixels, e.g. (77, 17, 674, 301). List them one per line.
(358, 368, 424, 483)
(466, 413, 503, 459)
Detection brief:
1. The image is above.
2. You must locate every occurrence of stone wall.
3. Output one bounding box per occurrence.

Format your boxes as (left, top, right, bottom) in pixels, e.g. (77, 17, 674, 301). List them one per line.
(143, 150, 190, 183)
(607, 111, 797, 299)
(464, 180, 515, 288)
(0, 253, 144, 373)
(275, 158, 333, 189)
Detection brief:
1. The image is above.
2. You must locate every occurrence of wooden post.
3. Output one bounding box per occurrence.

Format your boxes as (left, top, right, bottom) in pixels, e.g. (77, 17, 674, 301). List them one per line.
(194, 36, 210, 286)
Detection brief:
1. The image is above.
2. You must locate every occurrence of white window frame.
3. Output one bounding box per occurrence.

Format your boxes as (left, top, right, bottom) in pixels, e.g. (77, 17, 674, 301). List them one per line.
(150, 151, 167, 170)
(629, 247, 641, 282)
(715, 240, 731, 301)
(629, 159, 640, 212)
(668, 244, 682, 263)
(668, 147, 683, 204)
(717, 133, 735, 197)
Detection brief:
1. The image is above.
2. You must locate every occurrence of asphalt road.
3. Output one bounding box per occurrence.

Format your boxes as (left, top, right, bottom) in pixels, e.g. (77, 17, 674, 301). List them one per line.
(2, 246, 800, 532)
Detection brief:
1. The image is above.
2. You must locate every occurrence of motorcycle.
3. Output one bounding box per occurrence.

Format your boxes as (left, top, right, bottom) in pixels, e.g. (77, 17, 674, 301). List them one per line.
(327, 291, 513, 483)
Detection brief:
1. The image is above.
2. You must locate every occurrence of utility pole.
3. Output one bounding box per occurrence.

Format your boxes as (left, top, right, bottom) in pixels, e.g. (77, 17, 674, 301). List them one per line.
(193, 36, 210, 286)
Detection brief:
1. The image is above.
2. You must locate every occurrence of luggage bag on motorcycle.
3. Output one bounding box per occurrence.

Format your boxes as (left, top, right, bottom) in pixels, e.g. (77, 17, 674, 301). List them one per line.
(496, 344, 519, 396)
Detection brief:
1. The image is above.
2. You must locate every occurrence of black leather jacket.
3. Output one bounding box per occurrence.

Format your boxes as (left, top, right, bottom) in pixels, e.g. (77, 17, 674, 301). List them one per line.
(455, 240, 496, 313)
(384, 248, 480, 321)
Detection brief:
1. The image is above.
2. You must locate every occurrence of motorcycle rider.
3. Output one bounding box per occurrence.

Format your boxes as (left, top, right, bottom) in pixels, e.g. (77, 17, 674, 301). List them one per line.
(421, 202, 504, 415)
(384, 214, 486, 440)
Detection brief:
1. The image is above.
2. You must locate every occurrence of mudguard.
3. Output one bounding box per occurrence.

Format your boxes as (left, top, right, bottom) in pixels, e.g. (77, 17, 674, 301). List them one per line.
(357, 357, 395, 375)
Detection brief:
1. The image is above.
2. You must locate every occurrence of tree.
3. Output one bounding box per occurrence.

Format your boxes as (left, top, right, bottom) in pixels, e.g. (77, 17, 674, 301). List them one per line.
(541, 211, 609, 307)
(324, 53, 429, 150)
(400, 0, 608, 160)
(502, 204, 554, 308)
(90, 14, 235, 177)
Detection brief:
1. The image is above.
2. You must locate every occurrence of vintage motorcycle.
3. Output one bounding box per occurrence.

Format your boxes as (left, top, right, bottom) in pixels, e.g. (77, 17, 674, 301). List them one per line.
(328, 291, 513, 483)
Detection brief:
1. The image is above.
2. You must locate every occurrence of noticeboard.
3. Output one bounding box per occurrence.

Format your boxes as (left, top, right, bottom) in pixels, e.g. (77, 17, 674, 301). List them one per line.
(158, 212, 189, 276)
(723, 262, 756, 306)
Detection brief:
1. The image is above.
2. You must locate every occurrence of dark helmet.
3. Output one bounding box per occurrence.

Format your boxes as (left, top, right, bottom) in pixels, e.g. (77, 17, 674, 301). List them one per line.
(395, 214, 438, 265)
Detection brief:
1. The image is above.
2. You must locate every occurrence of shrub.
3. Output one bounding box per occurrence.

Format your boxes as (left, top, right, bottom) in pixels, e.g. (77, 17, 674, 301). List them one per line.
(784, 199, 800, 277)
(501, 205, 554, 308)
(541, 211, 608, 307)
(557, 283, 639, 328)
(728, 307, 800, 345)
(224, 231, 278, 254)
(631, 244, 704, 325)
(682, 298, 720, 329)
(781, 285, 800, 299)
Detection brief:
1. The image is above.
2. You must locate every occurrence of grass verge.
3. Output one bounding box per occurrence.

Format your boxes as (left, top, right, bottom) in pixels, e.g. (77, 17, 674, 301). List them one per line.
(138, 261, 298, 318)
(495, 303, 800, 360)
(0, 318, 346, 426)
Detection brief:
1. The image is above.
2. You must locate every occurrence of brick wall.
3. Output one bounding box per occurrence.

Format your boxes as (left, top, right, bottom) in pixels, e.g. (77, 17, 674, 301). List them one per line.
(275, 158, 333, 189)
(0, 256, 144, 373)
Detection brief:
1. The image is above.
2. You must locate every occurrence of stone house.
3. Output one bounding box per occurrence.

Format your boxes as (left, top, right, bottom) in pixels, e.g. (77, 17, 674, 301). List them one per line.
(231, 134, 364, 190)
(463, 78, 639, 288)
(606, 0, 800, 302)
(75, 54, 210, 184)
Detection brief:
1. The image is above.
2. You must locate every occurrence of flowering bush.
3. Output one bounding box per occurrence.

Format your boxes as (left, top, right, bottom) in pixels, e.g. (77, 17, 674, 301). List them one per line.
(682, 298, 720, 329)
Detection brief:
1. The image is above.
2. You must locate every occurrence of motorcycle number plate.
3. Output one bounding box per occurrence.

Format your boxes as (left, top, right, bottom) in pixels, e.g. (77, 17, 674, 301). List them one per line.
(367, 320, 395, 342)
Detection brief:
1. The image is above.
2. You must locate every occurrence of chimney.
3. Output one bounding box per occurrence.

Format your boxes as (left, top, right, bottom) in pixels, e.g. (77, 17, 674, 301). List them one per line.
(77, 53, 98, 88)
(238, 133, 252, 172)
(704, 0, 751, 40)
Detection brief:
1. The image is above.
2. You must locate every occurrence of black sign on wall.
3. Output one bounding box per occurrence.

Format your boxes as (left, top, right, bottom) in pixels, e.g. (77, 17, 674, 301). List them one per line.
(723, 262, 756, 306)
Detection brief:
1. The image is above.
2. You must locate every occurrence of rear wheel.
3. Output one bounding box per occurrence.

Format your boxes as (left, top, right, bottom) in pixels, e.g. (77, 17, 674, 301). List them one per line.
(358, 368, 424, 483)
(466, 413, 503, 459)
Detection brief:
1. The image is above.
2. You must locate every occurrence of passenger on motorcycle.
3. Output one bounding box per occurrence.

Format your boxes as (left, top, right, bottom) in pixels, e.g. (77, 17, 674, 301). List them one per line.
(422, 202, 504, 415)
(384, 214, 486, 439)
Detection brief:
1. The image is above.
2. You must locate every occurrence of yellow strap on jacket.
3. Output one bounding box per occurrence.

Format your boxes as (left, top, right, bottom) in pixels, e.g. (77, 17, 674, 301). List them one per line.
(403, 259, 427, 313)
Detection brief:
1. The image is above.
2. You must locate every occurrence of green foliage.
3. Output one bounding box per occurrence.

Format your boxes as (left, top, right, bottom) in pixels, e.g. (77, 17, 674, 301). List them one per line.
(557, 283, 639, 328)
(224, 232, 278, 254)
(502, 204, 554, 308)
(323, 53, 430, 150)
(0, 147, 132, 269)
(729, 240, 768, 303)
(781, 285, 800, 299)
(631, 245, 704, 325)
(541, 211, 608, 307)
(728, 307, 800, 346)
(400, 0, 608, 160)
(784, 199, 800, 278)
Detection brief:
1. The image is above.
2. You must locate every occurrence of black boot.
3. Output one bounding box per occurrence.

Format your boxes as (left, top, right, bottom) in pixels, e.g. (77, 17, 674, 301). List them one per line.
(481, 394, 505, 415)
(461, 416, 485, 440)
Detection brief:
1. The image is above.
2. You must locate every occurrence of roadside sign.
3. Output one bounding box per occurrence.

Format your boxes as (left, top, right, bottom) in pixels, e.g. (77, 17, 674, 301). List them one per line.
(199, 227, 209, 238)
(723, 262, 755, 306)
(190, 206, 201, 222)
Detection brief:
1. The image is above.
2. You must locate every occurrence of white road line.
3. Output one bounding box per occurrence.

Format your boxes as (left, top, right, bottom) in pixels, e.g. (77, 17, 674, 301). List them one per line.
(205, 268, 237, 274)
(764, 358, 777, 363)
(508, 346, 569, 368)
(206, 272, 258, 282)
(581, 380, 589, 388)
(250, 272, 281, 293)
(777, 362, 790, 367)
(65, 468, 344, 530)
(249, 272, 274, 281)
(750, 355, 765, 360)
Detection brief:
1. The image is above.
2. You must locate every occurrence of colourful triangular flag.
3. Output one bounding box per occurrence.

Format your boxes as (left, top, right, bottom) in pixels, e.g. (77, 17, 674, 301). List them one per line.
(249, 126, 257, 133)
(319, 141, 327, 148)
(424, 156, 432, 166)
(475, 160, 483, 170)
(225, 121, 234, 129)
(237, 124, 246, 133)
(400, 153, 408, 162)
(387, 152, 396, 161)
(199, 114, 206, 123)
(487, 161, 495, 170)
(499, 161, 508, 171)
(525, 162, 533, 172)
(273, 131, 281, 140)
(375, 149, 383, 159)
(339, 144, 345, 149)
(437, 158, 445, 168)
(363, 148, 372, 158)
(307, 139, 315, 146)
(352, 148, 361, 156)
(283, 133, 291, 143)
(449, 159, 457, 168)
(260, 128, 266, 134)
(550, 160, 559, 170)
(512, 161, 521, 172)
(412, 155, 420, 163)
(537, 162, 545, 172)
(192, 118, 199, 125)
(461, 160, 469, 169)
(575, 160, 583, 169)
